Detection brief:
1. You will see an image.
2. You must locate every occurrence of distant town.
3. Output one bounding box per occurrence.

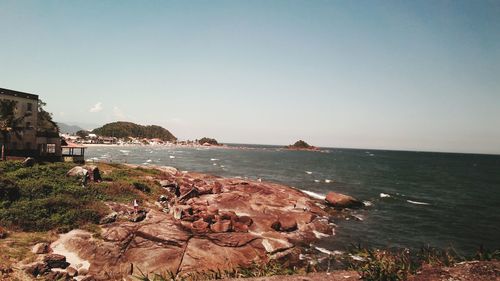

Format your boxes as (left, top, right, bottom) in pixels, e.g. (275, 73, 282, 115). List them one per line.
(0, 87, 221, 163)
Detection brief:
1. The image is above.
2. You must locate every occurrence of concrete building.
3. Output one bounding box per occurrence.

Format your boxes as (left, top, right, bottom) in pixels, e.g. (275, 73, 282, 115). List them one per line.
(0, 87, 62, 160)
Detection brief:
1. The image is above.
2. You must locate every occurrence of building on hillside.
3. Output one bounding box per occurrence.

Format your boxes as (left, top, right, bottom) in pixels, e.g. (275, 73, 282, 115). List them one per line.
(0, 87, 62, 161)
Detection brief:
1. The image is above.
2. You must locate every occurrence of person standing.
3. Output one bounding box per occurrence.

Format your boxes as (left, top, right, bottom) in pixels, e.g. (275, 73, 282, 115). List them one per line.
(133, 199, 139, 213)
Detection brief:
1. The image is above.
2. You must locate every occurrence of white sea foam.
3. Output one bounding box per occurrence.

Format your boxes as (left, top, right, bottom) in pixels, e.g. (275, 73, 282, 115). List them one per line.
(301, 190, 325, 200)
(314, 180, 320, 183)
(313, 230, 330, 238)
(305, 171, 313, 175)
(119, 150, 130, 154)
(407, 200, 430, 205)
(169, 155, 175, 159)
(220, 165, 225, 168)
(324, 179, 332, 183)
(314, 247, 344, 256)
(350, 254, 366, 261)
(210, 158, 219, 161)
(146, 159, 152, 163)
(352, 214, 364, 221)
(213, 163, 217, 166)
(380, 193, 391, 198)
(363, 201, 373, 207)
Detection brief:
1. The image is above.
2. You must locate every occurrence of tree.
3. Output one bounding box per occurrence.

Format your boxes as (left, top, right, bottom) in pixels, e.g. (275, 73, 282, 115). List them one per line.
(76, 130, 90, 138)
(0, 100, 30, 160)
(37, 100, 59, 134)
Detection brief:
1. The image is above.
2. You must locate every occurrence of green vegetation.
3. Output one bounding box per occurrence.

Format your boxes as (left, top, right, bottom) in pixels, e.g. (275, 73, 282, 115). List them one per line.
(134, 261, 299, 281)
(0, 161, 162, 232)
(197, 137, 220, 146)
(92, 121, 177, 141)
(337, 245, 500, 281)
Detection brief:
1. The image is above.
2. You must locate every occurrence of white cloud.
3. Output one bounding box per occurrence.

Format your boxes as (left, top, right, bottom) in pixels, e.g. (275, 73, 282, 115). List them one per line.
(113, 106, 126, 119)
(89, 102, 103, 113)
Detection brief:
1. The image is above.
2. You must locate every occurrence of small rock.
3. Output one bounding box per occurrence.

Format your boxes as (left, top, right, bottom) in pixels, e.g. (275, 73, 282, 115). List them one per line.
(272, 215, 298, 232)
(45, 270, 69, 281)
(130, 211, 147, 223)
(78, 267, 89, 276)
(0, 226, 7, 239)
(66, 266, 78, 277)
(22, 262, 50, 277)
(191, 219, 210, 233)
(32, 242, 50, 254)
(210, 219, 232, 233)
(22, 157, 35, 167)
(220, 211, 238, 221)
(43, 254, 70, 269)
(99, 212, 118, 224)
(325, 192, 363, 209)
(232, 222, 249, 232)
(207, 206, 219, 215)
(237, 215, 253, 226)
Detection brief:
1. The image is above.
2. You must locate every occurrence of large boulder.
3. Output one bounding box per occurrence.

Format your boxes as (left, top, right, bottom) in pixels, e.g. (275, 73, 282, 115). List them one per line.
(43, 254, 70, 269)
(66, 166, 87, 177)
(100, 212, 118, 224)
(325, 192, 363, 209)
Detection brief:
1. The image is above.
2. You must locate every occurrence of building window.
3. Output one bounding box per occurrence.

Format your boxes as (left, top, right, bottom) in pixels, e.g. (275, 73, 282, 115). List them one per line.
(26, 121, 31, 128)
(47, 144, 56, 154)
(27, 102, 33, 112)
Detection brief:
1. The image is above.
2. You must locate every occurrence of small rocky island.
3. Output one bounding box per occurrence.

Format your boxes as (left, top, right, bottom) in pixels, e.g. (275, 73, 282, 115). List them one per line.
(197, 137, 222, 146)
(285, 140, 319, 151)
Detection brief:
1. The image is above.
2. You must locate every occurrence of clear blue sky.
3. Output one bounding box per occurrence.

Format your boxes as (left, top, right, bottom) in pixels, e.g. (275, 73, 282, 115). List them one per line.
(1, 0, 499, 154)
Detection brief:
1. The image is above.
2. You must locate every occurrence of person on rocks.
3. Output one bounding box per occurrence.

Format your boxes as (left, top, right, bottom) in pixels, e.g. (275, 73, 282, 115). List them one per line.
(133, 199, 139, 213)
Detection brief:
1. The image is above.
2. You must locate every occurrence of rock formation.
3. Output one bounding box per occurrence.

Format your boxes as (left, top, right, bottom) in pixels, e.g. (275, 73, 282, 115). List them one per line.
(49, 165, 340, 280)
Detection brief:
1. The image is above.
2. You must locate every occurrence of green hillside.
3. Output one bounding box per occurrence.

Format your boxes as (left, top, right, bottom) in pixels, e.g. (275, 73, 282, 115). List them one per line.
(92, 121, 176, 141)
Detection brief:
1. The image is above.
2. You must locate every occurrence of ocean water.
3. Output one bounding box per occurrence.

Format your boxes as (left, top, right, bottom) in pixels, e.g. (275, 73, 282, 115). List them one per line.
(85, 144, 500, 255)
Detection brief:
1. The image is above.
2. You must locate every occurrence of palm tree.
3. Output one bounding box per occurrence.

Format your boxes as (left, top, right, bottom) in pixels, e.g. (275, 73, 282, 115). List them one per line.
(0, 100, 31, 160)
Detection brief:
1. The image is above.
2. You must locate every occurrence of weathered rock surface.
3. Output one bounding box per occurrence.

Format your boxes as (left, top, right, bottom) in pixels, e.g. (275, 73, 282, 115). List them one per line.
(50, 166, 339, 280)
(325, 192, 363, 209)
(31, 242, 50, 254)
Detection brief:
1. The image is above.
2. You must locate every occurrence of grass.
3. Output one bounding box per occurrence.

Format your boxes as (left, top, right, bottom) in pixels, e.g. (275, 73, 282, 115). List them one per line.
(0, 161, 162, 232)
(0, 231, 57, 269)
(133, 261, 300, 281)
(340, 244, 500, 281)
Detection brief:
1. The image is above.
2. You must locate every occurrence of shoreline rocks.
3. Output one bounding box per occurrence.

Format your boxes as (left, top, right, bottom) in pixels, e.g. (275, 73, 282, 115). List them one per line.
(43, 165, 359, 280)
(325, 192, 363, 209)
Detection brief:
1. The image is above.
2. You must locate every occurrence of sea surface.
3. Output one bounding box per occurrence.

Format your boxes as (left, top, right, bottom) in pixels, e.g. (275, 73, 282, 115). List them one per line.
(85, 144, 500, 255)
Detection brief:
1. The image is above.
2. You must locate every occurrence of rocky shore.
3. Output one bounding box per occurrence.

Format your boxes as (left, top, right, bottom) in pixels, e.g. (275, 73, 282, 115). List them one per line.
(14, 164, 353, 280)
